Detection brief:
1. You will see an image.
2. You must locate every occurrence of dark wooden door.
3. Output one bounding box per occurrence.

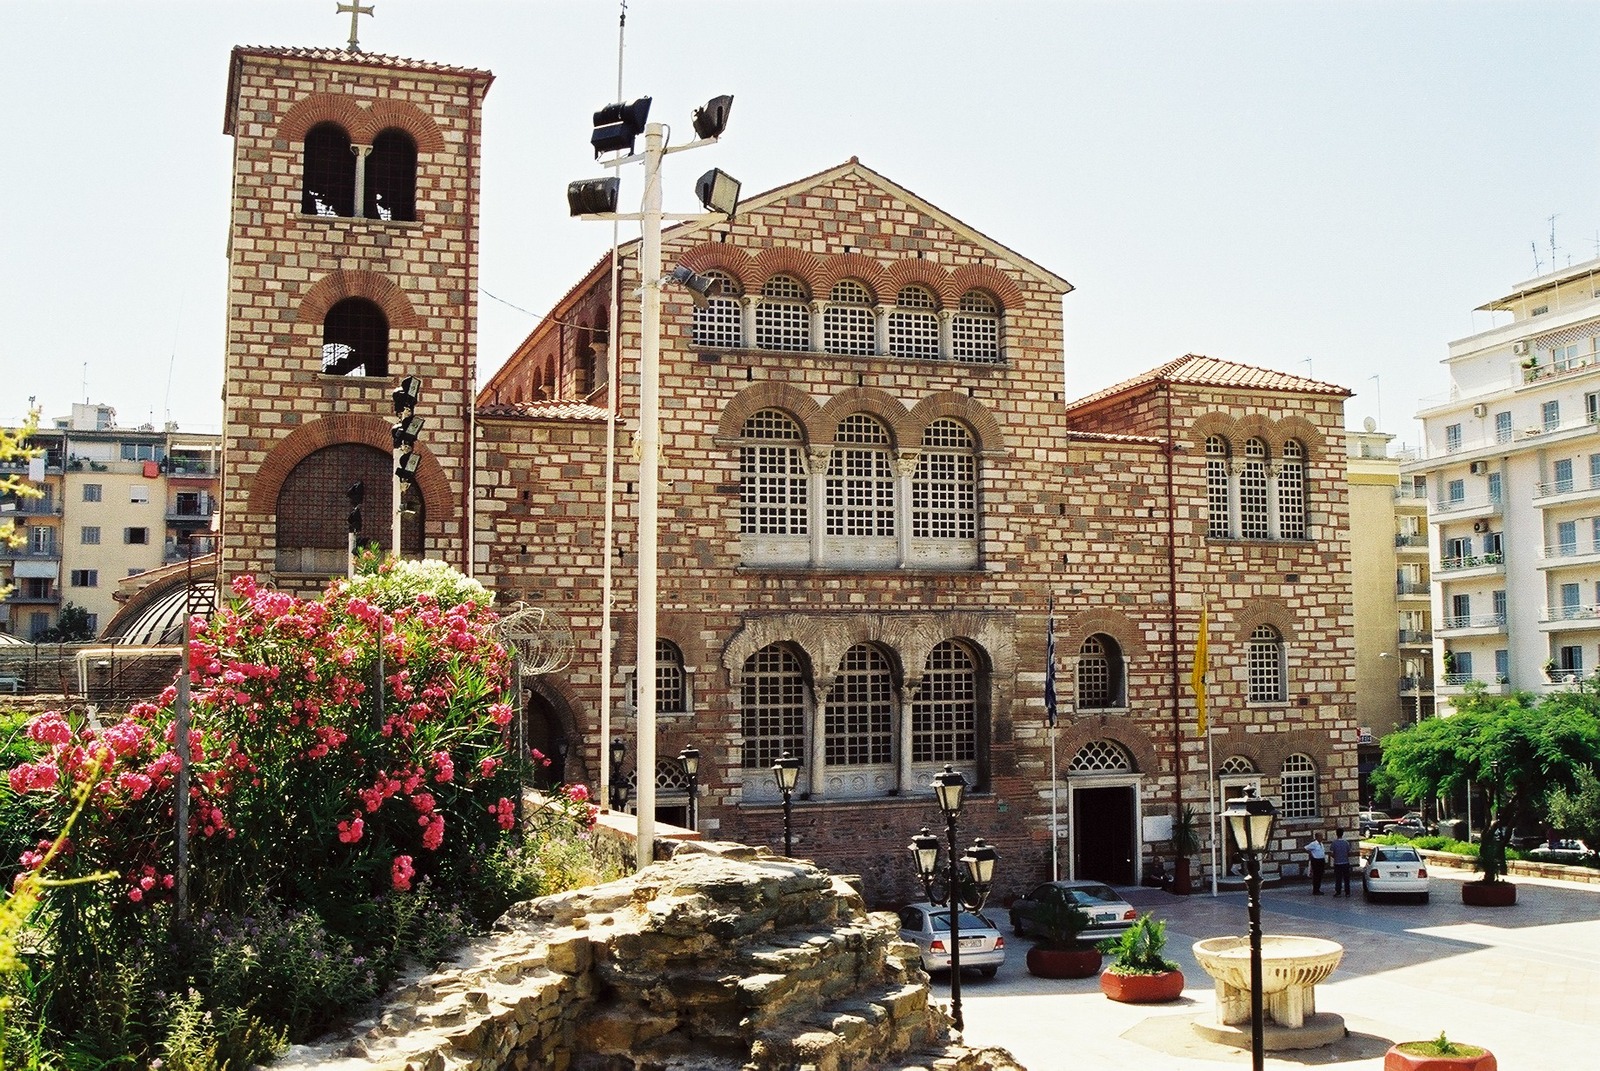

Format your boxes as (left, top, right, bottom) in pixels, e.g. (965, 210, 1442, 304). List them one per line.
(1074, 785, 1137, 884)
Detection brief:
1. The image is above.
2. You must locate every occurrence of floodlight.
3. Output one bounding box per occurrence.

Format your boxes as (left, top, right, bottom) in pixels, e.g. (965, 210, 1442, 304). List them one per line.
(591, 96, 652, 157)
(667, 264, 720, 307)
(694, 168, 741, 219)
(567, 177, 621, 217)
(691, 94, 733, 140)
(392, 376, 421, 415)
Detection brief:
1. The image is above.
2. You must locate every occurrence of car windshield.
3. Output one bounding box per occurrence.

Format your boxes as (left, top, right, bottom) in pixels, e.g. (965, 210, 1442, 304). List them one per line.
(1064, 884, 1121, 905)
(929, 910, 992, 932)
(1374, 847, 1419, 862)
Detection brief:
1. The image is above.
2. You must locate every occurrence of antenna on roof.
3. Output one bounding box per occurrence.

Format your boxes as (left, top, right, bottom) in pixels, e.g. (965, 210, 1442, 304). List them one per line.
(1531, 240, 1543, 275)
(1549, 214, 1560, 269)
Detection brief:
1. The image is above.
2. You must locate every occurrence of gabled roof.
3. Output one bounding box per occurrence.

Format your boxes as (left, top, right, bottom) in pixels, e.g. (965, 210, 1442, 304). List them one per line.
(1064, 354, 1352, 414)
(477, 400, 610, 423)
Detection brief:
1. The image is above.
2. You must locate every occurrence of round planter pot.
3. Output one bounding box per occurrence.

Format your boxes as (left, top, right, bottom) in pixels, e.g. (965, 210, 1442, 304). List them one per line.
(1099, 968, 1184, 1003)
(1460, 881, 1516, 907)
(1025, 946, 1102, 979)
(1384, 1041, 1497, 1070)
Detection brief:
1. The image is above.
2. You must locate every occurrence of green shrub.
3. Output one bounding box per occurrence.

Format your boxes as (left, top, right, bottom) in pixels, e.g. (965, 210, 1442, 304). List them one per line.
(1098, 915, 1179, 975)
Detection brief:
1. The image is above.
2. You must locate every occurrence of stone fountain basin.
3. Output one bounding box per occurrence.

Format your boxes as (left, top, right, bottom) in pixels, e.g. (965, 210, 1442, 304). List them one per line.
(1192, 935, 1343, 993)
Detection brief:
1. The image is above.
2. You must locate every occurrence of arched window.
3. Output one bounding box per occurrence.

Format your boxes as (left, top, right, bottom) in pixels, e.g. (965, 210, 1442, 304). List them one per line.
(692, 270, 743, 349)
(302, 122, 354, 217)
(321, 297, 389, 377)
(655, 638, 686, 714)
(366, 128, 417, 221)
(887, 285, 940, 359)
(822, 279, 877, 355)
(275, 443, 421, 574)
(826, 415, 895, 537)
(740, 644, 806, 770)
(824, 644, 894, 771)
(1278, 440, 1306, 539)
(1281, 753, 1318, 818)
(912, 640, 978, 764)
(1218, 755, 1256, 777)
(739, 410, 808, 535)
(951, 291, 1000, 363)
(1240, 438, 1269, 539)
(1247, 624, 1285, 703)
(1076, 634, 1124, 710)
(1206, 436, 1231, 538)
(912, 419, 976, 540)
(1068, 739, 1135, 773)
(754, 275, 810, 352)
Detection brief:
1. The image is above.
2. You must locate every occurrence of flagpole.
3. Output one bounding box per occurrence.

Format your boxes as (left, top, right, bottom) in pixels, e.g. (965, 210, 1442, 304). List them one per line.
(1045, 595, 1060, 881)
(1207, 692, 1219, 897)
(1050, 722, 1059, 881)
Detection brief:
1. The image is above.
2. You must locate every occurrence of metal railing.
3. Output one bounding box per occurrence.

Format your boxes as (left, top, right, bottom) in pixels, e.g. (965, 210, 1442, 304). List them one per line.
(1542, 540, 1600, 560)
(1396, 580, 1430, 596)
(1398, 629, 1432, 645)
(1394, 533, 1428, 548)
(1433, 494, 1501, 515)
(1439, 552, 1504, 572)
(1440, 613, 1506, 630)
(1541, 603, 1600, 623)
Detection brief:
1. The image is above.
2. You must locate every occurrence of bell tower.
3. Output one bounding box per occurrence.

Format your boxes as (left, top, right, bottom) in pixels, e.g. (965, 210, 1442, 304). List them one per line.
(219, 41, 492, 591)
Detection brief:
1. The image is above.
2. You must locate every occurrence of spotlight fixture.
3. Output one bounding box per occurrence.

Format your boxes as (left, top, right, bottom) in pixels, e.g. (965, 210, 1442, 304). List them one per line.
(694, 168, 741, 219)
(346, 480, 364, 535)
(591, 96, 652, 157)
(567, 177, 621, 217)
(691, 94, 733, 140)
(667, 264, 720, 307)
(392, 376, 420, 415)
(391, 414, 425, 449)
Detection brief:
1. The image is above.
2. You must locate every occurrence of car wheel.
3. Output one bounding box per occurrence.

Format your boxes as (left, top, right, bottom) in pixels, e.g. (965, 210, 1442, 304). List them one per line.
(979, 966, 998, 979)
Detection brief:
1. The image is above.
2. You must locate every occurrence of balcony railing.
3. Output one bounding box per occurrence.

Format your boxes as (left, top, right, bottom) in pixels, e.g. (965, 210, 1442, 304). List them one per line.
(1535, 477, 1600, 499)
(1440, 613, 1506, 630)
(164, 537, 219, 564)
(0, 499, 63, 516)
(1398, 629, 1432, 645)
(1394, 533, 1428, 548)
(1394, 486, 1429, 501)
(1441, 672, 1477, 687)
(1541, 603, 1600, 624)
(1398, 676, 1434, 694)
(165, 505, 216, 523)
(1396, 580, 1430, 596)
(1522, 356, 1596, 385)
(1543, 540, 1600, 560)
(0, 546, 60, 562)
(1439, 552, 1504, 572)
(1434, 494, 1502, 515)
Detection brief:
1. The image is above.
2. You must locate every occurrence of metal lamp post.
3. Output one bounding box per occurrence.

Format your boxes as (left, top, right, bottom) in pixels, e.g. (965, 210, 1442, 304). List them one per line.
(907, 764, 998, 1034)
(771, 753, 800, 856)
(609, 738, 627, 811)
(1222, 786, 1279, 1071)
(677, 745, 700, 831)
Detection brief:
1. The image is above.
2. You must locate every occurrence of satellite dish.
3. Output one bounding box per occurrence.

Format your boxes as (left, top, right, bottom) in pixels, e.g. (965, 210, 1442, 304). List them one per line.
(497, 603, 575, 677)
(1363, 417, 1377, 432)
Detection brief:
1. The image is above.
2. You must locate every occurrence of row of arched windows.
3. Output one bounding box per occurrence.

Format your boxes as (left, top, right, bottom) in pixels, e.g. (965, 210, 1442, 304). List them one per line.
(302, 122, 418, 221)
(1206, 436, 1307, 540)
(1062, 626, 1288, 709)
(739, 409, 979, 568)
(694, 275, 1002, 363)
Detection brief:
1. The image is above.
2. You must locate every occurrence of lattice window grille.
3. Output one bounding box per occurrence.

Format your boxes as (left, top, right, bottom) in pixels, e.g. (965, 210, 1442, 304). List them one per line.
(950, 292, 1000, 363)
(1207, 437, 1231, 538)
(1248, 625, 1284, 703)
(912, 419, 976, 539)
(912, 640, 977, 763)
(888, 286, 941, 359)
(692, 271, 743, 349)
(823, 280, 877, 356)
(656, 639, 686, 714)
(1280, 753, 1318, 818)
(740, 410, 808, 535)
(741, 645, 807, 769)
(1240, 439, 1269, 539)
(1077, 635, 1115, 709)
(824, 645, 894, 766)
(1278, 440, 1306, 539)
(1069, 739, 1134, 773)
(826, 415, 895, 537)
(1218, 755, 1256, 776)
(755, 276, 810, 352)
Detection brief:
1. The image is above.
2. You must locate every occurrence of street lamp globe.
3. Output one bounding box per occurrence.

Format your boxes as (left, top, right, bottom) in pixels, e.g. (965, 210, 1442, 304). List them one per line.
(908, 828, 941, 883)
(1223, 786, 1278, 853)
(933, 764, 967, 818)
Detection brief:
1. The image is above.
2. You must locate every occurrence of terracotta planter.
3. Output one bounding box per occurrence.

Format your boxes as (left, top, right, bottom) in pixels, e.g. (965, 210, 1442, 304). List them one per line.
(1384, 1041, 1497, 1070)
(1173, 857, 1194, 895)
(1025, 946, 1102, 979)
(1099, 968, 1185, 1003)
(1460, 881, 1516, 907)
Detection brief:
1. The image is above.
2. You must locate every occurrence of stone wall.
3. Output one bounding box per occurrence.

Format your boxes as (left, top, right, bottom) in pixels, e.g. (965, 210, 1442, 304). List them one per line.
(270, 842, 1026, 1071)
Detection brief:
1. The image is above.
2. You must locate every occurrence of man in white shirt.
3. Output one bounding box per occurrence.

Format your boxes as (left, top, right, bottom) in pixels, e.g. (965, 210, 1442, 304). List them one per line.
(1305, 831, 1327, 895)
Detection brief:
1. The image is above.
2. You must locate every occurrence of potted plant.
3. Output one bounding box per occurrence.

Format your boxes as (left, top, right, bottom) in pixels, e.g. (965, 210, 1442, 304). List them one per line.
(1544, 658, 1559, 683)
(1022, 897, 1103, 979)
(1384, 1031, 1496, 1070)
(1097, 914, 1184, 1003)
(1170, 803, 1202, 895)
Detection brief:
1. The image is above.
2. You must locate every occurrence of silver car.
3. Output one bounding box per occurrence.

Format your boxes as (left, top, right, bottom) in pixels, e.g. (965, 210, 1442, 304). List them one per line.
(896, 902, 1006, 977)
(1008, 880, 1139, 939)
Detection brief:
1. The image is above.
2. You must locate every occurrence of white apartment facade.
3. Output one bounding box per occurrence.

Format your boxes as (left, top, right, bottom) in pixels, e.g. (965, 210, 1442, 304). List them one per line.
(1406, 257, 1600, 708)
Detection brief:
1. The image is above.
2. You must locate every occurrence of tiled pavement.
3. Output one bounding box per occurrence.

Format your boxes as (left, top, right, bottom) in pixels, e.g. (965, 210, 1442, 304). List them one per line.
(957, 867, 1600, 1069)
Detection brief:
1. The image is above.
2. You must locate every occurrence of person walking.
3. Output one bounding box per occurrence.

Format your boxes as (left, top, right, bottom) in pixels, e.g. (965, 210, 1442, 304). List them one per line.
(1330, 828, 1353, 897)
(1305, 831, 1327, 895)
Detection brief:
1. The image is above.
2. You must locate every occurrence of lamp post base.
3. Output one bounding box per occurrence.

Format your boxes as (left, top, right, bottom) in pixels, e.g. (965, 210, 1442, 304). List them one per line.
(1192, 1012, 1348, 1052)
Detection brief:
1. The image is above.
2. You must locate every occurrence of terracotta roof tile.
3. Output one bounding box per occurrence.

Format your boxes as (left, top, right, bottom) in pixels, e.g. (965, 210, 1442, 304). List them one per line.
(1065, 354, 1351, 413)
(231, 45, 492, 79)
(477, 400, 610, 422)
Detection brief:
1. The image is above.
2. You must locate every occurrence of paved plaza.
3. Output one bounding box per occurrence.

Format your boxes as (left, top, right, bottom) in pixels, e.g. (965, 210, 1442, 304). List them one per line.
(957, 867, 1600, 1070)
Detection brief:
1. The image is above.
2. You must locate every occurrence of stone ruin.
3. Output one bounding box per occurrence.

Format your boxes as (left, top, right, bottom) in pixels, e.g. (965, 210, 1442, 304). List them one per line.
(269, 841, 1027, 1071)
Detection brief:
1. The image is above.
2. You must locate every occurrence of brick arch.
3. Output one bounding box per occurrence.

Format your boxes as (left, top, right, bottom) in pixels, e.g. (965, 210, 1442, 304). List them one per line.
(1233, 416, 1275, 447)
(1257, 731, 1331, 777)
(363, 100, 446, 153)
(277, 92, 368, 142)
(678, 243, 754, 292)
(816, 253, 890, 301)
(907, 393, 1008, 455)
(750, 248, 826, 296)
(1190, 414, 1240, 453)
(1271, 416, 1327, 461)
(1056, 720, 1159, 777)
(1233, 598, 1298, 645)
(522, 674, 589, 779)
(950, 264, 1025, 311)
(1212, 742, 1268, 777)
(247, 414, 455, 523)
(817, 387, 912, 447)
(295, 269, 420, 330)
(1062, 609, 1148, 666)
(714, 382, 824, 442)
(883, 260, 950, 307)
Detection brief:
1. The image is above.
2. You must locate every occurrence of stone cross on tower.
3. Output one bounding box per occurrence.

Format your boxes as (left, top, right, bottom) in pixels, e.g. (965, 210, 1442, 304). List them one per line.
(337, 1, 374, 52)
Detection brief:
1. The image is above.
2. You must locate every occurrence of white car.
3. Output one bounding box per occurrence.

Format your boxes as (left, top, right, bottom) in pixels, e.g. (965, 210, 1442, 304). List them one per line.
(1363, 844, 1430, 902)
(896, 902, 1006, 977)
(1524, 839, 1599, 866)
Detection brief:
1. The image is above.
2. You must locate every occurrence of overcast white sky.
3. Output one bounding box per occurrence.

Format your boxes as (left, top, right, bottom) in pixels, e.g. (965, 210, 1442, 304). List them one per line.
(2, 0, 1597, 453)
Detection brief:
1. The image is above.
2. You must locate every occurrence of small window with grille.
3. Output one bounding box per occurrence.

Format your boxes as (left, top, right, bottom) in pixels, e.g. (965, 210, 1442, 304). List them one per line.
(950, 291, 1000, 362)
(1280, 754, 1318, 818)
(754, 276, 811, 352)
(322, 297, 389, 377)
(912, 419, 976, 539)
(1240, 439, 1269, 539)
(739, 409, 808, 536)
(1068, 739, 1134, 773)
(1206, 436, 1231, 538)
(822, 280, 877, 355)
(1247, 624, 1285, 703)
(1076, 634, 1124, 709)
(692, 271, 743, 349)
(1278, 440, 1306, 539)
(888, 286, 941, 359)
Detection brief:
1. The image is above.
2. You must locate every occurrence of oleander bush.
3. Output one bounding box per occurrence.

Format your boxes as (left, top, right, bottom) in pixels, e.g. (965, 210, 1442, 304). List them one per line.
(1, 561, 605, 1068)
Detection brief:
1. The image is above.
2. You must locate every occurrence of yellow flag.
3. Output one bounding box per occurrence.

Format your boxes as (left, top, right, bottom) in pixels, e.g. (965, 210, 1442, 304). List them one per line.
(1191, 603, 1209, 735)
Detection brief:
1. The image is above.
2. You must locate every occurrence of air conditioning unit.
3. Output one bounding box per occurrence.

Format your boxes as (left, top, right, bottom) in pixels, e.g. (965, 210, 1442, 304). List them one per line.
(1473, 520, 1488, 533)
(1513, 341, 1530, 356)
(1472, 403, 1488, 417)
(1469, 461, 1488, 474)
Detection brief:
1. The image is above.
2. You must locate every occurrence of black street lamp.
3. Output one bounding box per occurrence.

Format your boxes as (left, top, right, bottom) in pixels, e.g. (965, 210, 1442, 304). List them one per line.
(677, 745, 700, 831)
(771, 753, 801, 856)
(609, 738, 628, 811)
(553, 737, 570, 786)
(907, 764, 997, 1034)
(1222, 786, 1279, 1071)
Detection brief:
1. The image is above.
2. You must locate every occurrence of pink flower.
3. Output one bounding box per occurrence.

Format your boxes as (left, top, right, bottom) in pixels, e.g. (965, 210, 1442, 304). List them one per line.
(411, 792, 436, 815)
(8, 762, 58, 794)
(479, 756, 499, 778)
(431, 751, 454, 783)
(421, 814, 445, 850)
(337, 816, 365, 844)
(488, 703, 513, 727)
(566, 783, 590, 803)
(117, 771, 153, 800)
(492, 797, 516, 832)
(128, 887, 143, 903)
(391, 854, 415, 892)
(26, 712, 73, 747)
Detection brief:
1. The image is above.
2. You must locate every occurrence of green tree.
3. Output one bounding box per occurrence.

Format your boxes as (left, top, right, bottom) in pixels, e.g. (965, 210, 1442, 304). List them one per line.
(1546, 766, 1600, 848)
(1376, 682, 1600, 882)
(39, 602, 93, 643)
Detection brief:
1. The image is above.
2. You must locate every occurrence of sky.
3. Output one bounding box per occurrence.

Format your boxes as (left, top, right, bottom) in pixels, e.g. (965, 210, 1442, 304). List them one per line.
(2, 1, 1597, 453)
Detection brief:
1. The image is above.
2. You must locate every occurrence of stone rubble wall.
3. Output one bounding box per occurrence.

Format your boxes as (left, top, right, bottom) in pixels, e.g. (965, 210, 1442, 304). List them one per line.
(268, 841, 1027, 1071)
